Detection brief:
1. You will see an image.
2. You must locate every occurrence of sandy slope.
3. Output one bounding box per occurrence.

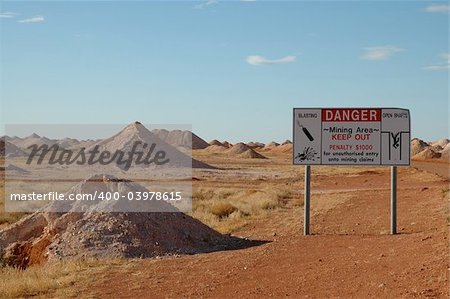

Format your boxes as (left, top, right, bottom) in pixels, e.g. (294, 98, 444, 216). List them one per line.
(412, 160, 450, 179)
(54, 156, 449, 298)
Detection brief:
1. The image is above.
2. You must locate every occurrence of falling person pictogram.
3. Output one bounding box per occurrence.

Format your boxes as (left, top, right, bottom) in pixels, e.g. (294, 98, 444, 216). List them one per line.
(391, 132, 401, 149)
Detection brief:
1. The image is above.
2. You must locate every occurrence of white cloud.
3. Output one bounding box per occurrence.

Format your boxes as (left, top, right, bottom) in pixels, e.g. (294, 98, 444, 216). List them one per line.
(17, 15, 45, 23)
(361, 46, 404, 60)
(0, 11, 17, 18)
(246, 55, 296, 66)
(194, 0, 218, 9)
(425, 4, 449, 13)
(422, 65, 450, 71)
(423, 53, 450, 71)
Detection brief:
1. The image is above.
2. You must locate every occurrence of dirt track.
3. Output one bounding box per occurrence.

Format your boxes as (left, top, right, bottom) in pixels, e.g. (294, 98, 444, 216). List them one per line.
(63, 163, 449, 298)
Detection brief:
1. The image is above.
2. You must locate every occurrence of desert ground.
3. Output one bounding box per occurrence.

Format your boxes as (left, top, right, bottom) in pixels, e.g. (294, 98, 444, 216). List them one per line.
(0, 142, 449, 298)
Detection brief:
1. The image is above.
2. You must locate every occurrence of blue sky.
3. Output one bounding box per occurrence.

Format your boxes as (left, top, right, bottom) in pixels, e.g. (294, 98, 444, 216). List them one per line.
(0, 1, 448, 143)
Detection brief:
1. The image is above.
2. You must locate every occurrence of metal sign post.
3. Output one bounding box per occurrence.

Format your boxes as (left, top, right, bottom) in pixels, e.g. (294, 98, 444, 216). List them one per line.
(293, 108, 410, 235)
(304, 165, 311, 235)
(391, 166, 397, 235)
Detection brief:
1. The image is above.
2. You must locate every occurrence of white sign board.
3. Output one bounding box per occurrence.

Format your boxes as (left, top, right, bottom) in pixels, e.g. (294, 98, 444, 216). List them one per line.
(293, 108, 410, 166)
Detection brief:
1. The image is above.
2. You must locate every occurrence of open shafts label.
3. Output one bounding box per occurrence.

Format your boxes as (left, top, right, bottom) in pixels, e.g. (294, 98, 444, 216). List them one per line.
(293, 108, 410, 166)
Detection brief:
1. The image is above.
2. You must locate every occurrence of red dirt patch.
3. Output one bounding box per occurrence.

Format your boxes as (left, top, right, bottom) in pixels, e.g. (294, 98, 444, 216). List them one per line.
(75, 168, 449, 298)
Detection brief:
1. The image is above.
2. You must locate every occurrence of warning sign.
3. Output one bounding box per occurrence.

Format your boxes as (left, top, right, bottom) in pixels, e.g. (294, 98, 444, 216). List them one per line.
(293, 108, 410, 166)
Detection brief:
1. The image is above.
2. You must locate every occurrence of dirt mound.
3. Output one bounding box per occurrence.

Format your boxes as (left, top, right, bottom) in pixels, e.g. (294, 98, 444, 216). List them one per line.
(228, 143, 252, 155)
(431, 144, 444, 152)
(91, 122, 214, 169)
(209, 140, 223, 146)
(0, 139, 5, 156)
(269, 143, 293, 153)
(0, 140, 27, 157)
(266, 142, 280, 148)
(203, 145, 228, 152)
(153, 129, 209, 150)
(412, 148, 441, 160)
(58, 138, 80, 149)
(0, 175, 234, 268)
(222, 141, 232, 148)
(237, 149, 267, 159)
(187, 131, 209, 150)
(411, 138, 430, 156)
(262, 142, 280, 151)
(439, 144, 450, 160)
(246, 142, 265, 149)
(1, 135, 12, 142)
(431, 138, 450, 148)
(227, 143, 267, 159)
(9, 134, 56, 150)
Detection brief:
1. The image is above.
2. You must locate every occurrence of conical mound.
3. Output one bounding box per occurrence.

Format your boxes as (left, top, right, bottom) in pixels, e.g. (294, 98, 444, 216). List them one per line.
(0, 139, 5, 157)
(203, 145, 228, 152)
(431, 138, 450, 148)
(265, 141, 280, 148)
(0, 175, 229, 268)
(58, 138, 81, 149)
(8, 134, 56, 150)
(0, 140, 27, 157)
(222, 141, 232, 148)
(237, 149, 267, 159)
(228, 143, 252, 155)
(411, 138, 429, 156)
(412, 148, 441, 160)
(246, 142, 265, 149)
(208, 140, 223, 147)
(270, 143, 293, 153)
(440, 144, 450, 159)
(152, 129, 209, 150)
(89, 122, 214, 169)
(228, 143, 267, 159)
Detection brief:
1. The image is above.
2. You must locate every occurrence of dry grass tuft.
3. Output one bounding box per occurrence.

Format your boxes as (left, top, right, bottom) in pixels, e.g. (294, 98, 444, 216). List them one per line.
(0, 259, 125, 298)
(0, 187, 28, 226)
(191, 187, 292, 233)
(209, 202, 237, 218)
(0, 170, 28, 226)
